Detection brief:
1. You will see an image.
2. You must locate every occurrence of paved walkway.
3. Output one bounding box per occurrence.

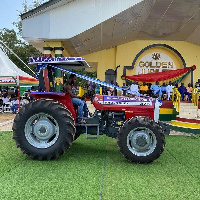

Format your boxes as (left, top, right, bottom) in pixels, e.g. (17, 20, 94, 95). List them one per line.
(0, 103, 194, 135)
(0, 119, 14, 131)
(0, 113, 15, 131)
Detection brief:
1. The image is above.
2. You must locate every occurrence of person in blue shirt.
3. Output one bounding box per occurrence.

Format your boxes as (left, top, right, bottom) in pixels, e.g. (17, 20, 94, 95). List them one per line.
(95, 83, 101, 94)
(150, 81, 162, 98)
(161, 83, 166, 93)
(178, 83, 191, 101)
(161, 82, 167, 99)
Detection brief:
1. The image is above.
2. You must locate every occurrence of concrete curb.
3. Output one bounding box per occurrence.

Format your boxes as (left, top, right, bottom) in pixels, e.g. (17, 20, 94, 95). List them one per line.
(170, 124, 199, 135)
(0, 119, 14, 127)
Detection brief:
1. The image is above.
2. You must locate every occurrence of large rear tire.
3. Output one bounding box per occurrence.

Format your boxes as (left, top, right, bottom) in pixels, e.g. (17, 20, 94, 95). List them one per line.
(12, 99, 75, 160)
(117, 117, 165, 164)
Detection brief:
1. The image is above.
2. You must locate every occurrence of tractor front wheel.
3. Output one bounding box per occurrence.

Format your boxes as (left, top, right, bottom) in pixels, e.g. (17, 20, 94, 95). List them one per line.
(12, 99, 75, 160)
(117, 117, 165, 164)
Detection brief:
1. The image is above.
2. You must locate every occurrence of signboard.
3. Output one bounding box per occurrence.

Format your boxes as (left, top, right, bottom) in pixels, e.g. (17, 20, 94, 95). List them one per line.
(0, 76, 39, 86)
(97, 96, 153, 106)
(0, 76, 16, 85)
(136, 53, 176, 75)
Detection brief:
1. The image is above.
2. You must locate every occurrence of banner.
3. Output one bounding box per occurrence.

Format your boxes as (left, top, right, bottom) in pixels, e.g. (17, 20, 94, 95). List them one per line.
(0, 76, 16, 86)
(123, 66, 196, 84)
(19, 76, 39, 86)
(0, 76, 38, 86)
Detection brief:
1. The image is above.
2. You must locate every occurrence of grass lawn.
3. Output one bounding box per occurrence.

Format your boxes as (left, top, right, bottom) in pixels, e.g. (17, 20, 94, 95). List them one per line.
(0, 131, 199, 200)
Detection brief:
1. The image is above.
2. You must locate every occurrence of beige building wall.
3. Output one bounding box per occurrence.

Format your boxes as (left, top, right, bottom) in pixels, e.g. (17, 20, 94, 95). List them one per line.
(44, 40, 200, 87)
(83, 40, 200, 87)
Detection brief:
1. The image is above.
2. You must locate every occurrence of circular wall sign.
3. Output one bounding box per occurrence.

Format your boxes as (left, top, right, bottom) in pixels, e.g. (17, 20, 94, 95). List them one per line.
(136, 52, 176, 75)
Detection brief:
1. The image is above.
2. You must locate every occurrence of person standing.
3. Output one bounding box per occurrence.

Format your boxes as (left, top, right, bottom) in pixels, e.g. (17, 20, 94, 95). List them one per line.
(95, 82, 101, 94)
(186, 83, 193, 101)
(166, 81, 174, 101)
(102, 85, 108, 95)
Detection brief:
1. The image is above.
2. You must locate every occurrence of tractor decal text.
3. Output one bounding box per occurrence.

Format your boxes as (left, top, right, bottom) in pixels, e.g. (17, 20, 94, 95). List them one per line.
(29, 57, 85, 63)
(97, 96, 153, 106)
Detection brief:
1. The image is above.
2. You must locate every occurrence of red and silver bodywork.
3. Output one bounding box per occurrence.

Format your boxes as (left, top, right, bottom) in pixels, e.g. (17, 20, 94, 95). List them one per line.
(92, 95, 160, 121)
(31, 92, 160, 123)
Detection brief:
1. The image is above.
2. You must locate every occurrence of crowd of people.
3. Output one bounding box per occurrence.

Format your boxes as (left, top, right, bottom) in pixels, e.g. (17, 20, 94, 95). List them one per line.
(65, 74, 197, 123)
(86, 79, 194, 101)
(88, 80, 119, 96)
(129, 81, 193, 101)
(0, 77, 196, 118)
(0, 87, 34, 114)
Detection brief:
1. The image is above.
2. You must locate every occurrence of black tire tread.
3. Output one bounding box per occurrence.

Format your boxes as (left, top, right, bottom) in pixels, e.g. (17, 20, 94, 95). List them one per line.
(12, 99, 75, 160)
(117, 117, 165, 164)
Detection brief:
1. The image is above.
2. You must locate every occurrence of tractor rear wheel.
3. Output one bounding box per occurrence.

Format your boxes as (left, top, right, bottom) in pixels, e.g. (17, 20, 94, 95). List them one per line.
(12, 99, 75, 160)
(117, 117, 165, 164)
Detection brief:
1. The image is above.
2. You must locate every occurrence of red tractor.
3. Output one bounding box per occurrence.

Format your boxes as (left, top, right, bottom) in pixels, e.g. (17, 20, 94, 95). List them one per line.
(12, 57, 167, 164)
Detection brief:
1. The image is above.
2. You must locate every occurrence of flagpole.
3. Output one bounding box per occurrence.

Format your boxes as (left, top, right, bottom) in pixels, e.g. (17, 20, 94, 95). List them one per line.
(17, 76, 20, 111)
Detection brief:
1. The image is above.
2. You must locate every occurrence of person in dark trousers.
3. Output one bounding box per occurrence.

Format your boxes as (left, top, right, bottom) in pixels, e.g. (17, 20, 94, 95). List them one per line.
(64, 74, 88, 123)
(178, 83, 191, 101)
(11, 96, 19, 114)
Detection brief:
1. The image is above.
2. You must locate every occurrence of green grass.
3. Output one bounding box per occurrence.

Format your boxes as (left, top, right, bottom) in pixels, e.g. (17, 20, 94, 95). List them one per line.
(0, 132, 199, 200)
(102, 135, 200, 200)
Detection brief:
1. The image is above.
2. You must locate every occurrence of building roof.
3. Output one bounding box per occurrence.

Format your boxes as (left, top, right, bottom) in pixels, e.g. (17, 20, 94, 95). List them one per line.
(21, 0, 200, 56)
(21, 0, 71, 20)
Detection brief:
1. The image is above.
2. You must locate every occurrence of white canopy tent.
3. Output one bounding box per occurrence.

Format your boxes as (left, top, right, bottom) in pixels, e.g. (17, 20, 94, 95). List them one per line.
(0, 48, 38, 86)
(0, 48, 31, 76)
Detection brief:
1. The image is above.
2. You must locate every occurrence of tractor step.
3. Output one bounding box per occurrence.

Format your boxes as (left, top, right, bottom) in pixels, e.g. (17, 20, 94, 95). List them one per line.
(77, 123, 100, 139)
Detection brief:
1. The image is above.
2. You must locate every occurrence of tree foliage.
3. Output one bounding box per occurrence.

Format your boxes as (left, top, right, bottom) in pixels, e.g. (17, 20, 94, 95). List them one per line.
(64, 69, 97, 88)
(0, 28, 42, 77)
(13, 0, 47, 36)
(0, 1, 46, 77)
(0, 0, 97, 86)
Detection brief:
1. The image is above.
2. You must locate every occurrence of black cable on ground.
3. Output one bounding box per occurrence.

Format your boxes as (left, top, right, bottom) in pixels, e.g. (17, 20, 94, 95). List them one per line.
(99, 136, 108, 200)
(166, 149, 199, 183)
(0, 157, 28, 180)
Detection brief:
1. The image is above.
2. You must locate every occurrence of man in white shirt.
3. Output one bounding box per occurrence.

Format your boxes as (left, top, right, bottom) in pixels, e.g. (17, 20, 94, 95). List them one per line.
(166, 81, 174, 101)
(2, 94, 9, 105)
(130, 81, 139, 95)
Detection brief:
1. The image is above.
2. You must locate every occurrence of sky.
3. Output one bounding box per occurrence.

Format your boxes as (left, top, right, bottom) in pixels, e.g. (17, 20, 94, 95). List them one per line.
(0, 0, 43, 31)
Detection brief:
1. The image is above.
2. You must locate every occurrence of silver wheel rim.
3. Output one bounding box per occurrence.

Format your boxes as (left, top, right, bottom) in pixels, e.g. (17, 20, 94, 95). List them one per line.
(127, 127, 157, 156)
(25, 112, 59, 149)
